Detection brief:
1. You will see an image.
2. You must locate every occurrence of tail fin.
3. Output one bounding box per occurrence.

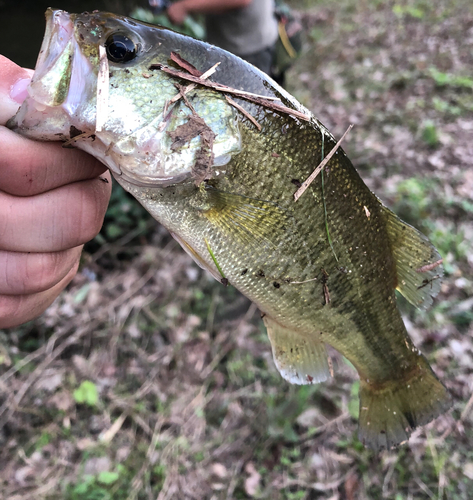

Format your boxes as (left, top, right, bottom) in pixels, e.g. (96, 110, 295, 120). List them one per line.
(358, 358, 451, 450)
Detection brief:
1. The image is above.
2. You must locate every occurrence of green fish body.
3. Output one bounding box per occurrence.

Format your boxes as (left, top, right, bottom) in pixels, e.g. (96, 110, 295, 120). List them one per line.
(9, 9, 450, 450)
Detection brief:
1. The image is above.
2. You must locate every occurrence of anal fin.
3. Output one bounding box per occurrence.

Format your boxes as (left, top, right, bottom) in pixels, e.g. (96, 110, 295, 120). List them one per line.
(263, 315, 330, 385)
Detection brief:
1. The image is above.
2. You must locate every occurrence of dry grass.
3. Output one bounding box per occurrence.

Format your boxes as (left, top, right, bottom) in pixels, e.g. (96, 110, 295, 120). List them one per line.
(1, 0, 473, 498)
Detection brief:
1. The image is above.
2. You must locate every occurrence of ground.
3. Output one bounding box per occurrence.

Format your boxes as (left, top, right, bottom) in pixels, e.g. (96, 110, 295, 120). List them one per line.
(1, 0, 473, 498)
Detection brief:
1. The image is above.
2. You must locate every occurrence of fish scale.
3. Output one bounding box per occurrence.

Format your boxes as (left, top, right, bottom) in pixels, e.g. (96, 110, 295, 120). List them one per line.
(8, 8, 451, 450)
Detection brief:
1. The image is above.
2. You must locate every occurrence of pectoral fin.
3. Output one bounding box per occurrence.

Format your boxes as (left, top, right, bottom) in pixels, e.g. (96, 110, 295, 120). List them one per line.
(263, 315, 331, 385)
(202, 185, 291, 250)
(382, 205, 443, 309)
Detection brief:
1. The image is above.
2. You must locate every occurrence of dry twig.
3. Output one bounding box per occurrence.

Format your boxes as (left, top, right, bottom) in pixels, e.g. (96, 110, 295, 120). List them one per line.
(170, 51, 203, 77)
(167, 61, 221, 108)
(294, 124, 353, 201)
(416, 259, 443, 273)
(0, 325, 96, 429)
(225, 95, 261, 130)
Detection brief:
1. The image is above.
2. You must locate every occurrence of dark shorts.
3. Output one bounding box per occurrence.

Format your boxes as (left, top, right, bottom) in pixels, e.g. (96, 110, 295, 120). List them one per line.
(239, 45, 275, 77)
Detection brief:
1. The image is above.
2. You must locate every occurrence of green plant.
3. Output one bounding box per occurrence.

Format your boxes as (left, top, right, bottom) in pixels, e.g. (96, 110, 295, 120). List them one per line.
(67, 475, 112, 500)
(421, 120, 439, 147)
(348, 381, 360, 419)
(428, 67, 473, 89)
(432, 96, 462, 116)
(98, 184, 152, 243)
(97, 471, 119, 485)
(393, 4, 425, 18)
(66, 463, 132, 500)
(73, 381, 99, 407)
(391, 177, 434, 228)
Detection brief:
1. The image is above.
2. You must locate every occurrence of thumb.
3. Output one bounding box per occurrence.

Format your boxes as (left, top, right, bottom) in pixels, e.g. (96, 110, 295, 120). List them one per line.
(0, 55, 34, 126)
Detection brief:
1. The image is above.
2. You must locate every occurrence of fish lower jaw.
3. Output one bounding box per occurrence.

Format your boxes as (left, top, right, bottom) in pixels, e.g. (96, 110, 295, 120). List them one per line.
(76, 136, 193, 187)
(75, 137, 122, 177)
(7, 98, 71, 140)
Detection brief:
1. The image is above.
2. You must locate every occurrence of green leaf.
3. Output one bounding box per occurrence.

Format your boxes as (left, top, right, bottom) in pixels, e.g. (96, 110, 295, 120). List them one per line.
(348, 381, 360, 419)
(73, 380, 99, 407)
(393, 4, 425, 18)
(106, 224, 124, 239)
(429, 67, 473, 88)
(72, 482, 89, 494)
(421, 120, 439, 147)
(97, 471, 119, 485)
(73, 283, 91, 304)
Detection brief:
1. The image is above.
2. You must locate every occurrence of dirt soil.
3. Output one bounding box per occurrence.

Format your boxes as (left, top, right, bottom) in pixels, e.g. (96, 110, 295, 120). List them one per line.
(1, 0, 473, 499)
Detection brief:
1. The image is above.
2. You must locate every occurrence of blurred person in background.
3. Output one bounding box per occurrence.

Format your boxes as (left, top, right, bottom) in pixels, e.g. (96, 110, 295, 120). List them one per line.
(161, 0, 280, 80)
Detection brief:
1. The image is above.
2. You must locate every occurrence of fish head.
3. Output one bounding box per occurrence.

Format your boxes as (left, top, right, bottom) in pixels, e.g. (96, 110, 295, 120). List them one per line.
(8, 9, 244, 187)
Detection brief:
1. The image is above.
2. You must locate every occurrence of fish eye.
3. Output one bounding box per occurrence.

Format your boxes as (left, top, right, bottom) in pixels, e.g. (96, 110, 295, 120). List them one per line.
(104, 33, 137, 63)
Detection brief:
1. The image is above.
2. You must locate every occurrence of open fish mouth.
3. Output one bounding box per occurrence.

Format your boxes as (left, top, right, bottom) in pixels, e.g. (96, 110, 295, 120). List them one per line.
(29, 10, 75, 107)
(7, 9, 93, 141)
(8, 8, 242, 185)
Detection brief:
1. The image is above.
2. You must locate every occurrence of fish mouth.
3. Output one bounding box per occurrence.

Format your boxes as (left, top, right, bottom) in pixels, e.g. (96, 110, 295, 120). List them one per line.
(7, 9, 93, 135)
(28, 9, 76, 107)
(8, 8, 238, 187)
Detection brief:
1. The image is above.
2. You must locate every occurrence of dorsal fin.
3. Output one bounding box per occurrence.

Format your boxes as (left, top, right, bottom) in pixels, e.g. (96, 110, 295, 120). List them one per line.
(381, 205, 443, 309)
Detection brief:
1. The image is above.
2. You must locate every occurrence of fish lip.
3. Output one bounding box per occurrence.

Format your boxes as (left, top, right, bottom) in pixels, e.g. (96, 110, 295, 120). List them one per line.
(116, 170, 192, 188)
(8, 8, 93, 136)
(27, 9, 75, 106)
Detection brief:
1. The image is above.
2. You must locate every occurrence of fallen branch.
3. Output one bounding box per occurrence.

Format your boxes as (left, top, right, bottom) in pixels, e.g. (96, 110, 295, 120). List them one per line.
(293, 124, 353, 201)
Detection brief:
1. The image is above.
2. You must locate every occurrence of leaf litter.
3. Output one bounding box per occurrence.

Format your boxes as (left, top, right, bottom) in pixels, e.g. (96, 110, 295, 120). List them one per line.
(1, 0, 473, 498)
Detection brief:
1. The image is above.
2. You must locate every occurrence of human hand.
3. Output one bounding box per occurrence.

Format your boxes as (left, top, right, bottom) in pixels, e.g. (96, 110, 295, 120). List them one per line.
(0, 55, 112, 329)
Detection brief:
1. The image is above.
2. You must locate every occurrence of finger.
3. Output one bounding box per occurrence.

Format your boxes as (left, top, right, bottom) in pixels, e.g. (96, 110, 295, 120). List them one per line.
(0, 246, 82, 295)
(0, 127, 109, 197)
(0, 55, 33, 125)
(0, 174, 112, 253)
(0, 262, 79, 329)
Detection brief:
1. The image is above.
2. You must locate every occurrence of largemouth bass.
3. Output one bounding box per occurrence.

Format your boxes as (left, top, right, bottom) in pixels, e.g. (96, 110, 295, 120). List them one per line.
(8, 9, 451, 450)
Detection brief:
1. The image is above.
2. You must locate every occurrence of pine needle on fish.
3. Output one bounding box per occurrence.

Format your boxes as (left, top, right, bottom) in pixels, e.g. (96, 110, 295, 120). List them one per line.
(168, 54, 261, 131)
(294, 124, 353, 201)
(204, 238, 227, 283)
(96, 44, 109, 132)
(167, 60, 221, 108)
(225, 95, 261, 131)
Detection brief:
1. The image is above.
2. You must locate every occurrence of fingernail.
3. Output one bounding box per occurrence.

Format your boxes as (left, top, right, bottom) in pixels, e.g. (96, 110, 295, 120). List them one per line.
(10, 77, 31, 104)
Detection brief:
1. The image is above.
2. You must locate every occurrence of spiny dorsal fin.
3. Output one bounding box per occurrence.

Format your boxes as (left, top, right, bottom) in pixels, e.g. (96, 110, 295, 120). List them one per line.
(381, 205, 443, 309)
(202, 185, 291, 250)
(263, 315, 331, 385)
